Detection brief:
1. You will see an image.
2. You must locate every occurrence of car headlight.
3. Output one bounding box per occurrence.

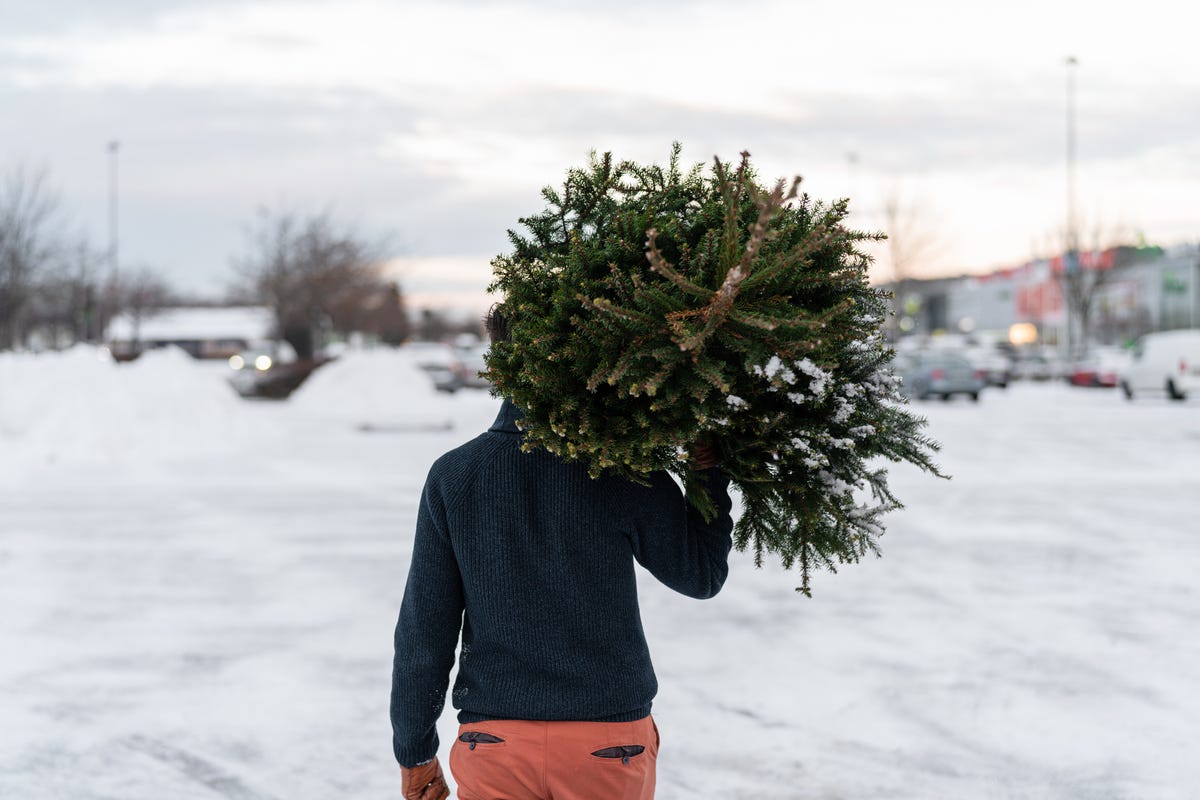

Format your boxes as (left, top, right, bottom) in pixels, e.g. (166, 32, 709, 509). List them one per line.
(255, 355, 273, 371)
(229, 355, 245, 370)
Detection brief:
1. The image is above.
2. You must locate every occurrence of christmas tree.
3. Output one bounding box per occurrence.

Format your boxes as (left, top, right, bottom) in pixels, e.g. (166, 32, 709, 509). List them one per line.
(487, 145, 944, 594)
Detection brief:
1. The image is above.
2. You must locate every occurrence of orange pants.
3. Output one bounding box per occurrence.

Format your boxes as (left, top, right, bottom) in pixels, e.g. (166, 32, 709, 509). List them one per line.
(448, 716, 659, 800)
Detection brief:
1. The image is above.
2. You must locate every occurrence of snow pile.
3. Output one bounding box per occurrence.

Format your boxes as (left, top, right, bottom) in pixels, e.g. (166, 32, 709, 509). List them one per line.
(287, 349, 453, 431)
(0, 345, 244, 465)
(0, 345, 112, 439)
(0, 346, 465, 471)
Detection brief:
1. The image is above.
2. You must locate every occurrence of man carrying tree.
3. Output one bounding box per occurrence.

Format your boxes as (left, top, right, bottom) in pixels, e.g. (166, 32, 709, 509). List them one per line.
(391, 144, 943, 798)
(390, 307, 734, 800)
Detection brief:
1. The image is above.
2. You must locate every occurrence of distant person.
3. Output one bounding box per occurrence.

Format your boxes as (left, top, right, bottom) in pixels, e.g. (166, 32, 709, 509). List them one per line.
(391, 306, 734, 800)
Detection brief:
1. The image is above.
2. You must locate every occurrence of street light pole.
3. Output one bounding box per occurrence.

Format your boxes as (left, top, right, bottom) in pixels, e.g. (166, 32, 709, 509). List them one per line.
(1193, 244, 1199, 329)
(1066, 57, 1078, 260)
(108, 140, 120, 284)
(1064, 56, 1079, 356)
(106, 140, 120, 343)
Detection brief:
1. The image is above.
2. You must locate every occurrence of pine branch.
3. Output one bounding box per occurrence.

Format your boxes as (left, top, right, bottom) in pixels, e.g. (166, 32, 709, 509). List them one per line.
(645, 228, 714, 300)
(677, 172, 802, 352)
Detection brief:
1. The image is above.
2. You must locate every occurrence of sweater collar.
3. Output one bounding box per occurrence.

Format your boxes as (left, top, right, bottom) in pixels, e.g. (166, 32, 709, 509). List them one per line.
(489, 398, 526, 434)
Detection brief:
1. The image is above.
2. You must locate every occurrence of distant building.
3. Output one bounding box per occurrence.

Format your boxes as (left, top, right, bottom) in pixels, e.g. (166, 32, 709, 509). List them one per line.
(106, 306, 275, 361)
(1102, 245, 1200, 334)
(880, 244, 1199, 350)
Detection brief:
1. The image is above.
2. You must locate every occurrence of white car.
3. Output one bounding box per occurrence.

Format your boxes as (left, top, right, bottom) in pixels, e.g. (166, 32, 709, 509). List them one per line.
(399, 341, 464, 393)
(453, 343, 492, 389)
(1120, 330, 1200, 401)
(962, 345, 1013, 388)
(1012, 351, 1065, 382)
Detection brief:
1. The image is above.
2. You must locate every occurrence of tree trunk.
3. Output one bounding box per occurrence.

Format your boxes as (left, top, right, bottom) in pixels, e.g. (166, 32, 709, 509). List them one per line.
(282, 322, 314, 360)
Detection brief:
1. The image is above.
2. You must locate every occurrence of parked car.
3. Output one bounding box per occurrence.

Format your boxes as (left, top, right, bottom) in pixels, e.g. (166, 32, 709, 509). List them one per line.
(896, 351, 985, 401)
(1066, 347, 1132, 388)
(227, 340, 331, 399)
(453, 343, 492, 389)
(963, 345, 1013, 388)
(227, 340, 298, 396)
(228, 340, 298, 374)
(400, 341, 464, 393)
(1012, 351, 1065, 382)
(1119, 330, 1200, 401)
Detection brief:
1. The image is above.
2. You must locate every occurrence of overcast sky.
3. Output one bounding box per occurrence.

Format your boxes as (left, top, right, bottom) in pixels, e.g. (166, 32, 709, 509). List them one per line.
(2, 0, 1197, 313)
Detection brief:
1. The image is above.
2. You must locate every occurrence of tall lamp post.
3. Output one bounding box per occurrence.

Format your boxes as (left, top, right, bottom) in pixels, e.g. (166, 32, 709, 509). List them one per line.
(1064, 56, 1079, 356)
(1065, 57, 1078, 258)
(107, 139, 120, 342)
(108, 140, 120, 282)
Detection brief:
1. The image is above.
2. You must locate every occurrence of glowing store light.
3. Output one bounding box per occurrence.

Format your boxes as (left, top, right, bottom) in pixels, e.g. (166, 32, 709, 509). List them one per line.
(1008, 323, 1038, 346)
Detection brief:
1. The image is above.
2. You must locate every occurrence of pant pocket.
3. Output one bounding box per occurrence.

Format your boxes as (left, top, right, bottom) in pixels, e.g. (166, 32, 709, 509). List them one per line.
(590, 744, 646, 765)
(458, 731, 506, 750)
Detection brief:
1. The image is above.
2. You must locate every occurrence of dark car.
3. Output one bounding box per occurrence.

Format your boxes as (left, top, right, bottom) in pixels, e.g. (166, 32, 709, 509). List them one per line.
(226, 341, 332, 399)
(896, 351, 986, 402)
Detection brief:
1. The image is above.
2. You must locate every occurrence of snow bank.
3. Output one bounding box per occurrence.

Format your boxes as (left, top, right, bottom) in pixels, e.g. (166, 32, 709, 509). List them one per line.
(0, 345, 244, 466)
(286, 349, 453, 431)
(0, 346, 465, 471)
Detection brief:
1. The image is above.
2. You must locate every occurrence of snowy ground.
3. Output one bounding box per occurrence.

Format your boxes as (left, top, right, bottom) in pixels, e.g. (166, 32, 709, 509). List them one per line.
(2, 347, 1198, 799)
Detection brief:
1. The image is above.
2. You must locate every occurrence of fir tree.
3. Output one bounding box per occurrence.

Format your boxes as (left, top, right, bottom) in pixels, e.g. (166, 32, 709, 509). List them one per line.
(487, 145, 945, 594)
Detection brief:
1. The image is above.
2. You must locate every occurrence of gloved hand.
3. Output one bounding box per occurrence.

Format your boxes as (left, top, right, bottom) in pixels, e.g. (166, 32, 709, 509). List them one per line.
(401, 757, 450, 800)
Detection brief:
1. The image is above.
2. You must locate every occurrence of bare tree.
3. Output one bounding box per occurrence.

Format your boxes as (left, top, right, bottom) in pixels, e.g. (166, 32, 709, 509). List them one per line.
(234, 207, 393, 359)
(26, 238, 105, 347)
(118, 266, 176, 349)
(881, 187, 941, 336)
(1060, 221, 1140, 358)
(0, 166, 63, 349)
(415, 307, 451, 342)
(328, 280, 411, 345)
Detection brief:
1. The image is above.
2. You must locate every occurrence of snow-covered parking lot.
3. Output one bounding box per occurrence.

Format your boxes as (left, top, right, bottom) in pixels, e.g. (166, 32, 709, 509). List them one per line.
(2, 347, 1199, 799)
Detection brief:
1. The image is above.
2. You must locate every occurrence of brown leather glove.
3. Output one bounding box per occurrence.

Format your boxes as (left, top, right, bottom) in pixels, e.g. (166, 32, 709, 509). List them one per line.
(401, 757, 449, 800)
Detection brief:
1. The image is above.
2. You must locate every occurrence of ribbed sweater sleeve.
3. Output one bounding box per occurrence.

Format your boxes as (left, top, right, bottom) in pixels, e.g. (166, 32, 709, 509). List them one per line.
(390, 469, 465, 768)
(626, 468, 734, 599)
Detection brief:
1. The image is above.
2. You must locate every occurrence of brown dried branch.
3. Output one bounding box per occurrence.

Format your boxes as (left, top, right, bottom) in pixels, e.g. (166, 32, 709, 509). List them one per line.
(676, 174, 801, 352)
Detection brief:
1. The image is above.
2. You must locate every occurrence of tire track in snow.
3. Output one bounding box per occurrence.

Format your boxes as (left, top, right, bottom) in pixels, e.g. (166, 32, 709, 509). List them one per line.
(125, 736, 281, 800)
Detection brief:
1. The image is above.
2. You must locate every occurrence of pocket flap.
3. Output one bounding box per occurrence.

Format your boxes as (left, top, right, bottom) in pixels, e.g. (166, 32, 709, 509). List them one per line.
(459, 731, 505, 745)
(591, 744, 645, 761)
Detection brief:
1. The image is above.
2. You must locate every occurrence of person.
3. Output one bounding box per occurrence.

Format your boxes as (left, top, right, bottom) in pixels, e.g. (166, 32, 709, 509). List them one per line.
(391, 307, 734, 800)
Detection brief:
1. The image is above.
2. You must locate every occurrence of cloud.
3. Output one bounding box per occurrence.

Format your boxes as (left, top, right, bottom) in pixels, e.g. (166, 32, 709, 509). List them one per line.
(381, 80, 1200, 188)
(1, 0, 1197, 300)
(5, 0, 1197, 180)
(0, 0, 207, 34)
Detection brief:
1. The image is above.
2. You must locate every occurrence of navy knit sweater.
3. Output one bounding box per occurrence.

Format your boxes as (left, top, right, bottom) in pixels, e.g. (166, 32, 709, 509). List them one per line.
(390, 400, 734, 767)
